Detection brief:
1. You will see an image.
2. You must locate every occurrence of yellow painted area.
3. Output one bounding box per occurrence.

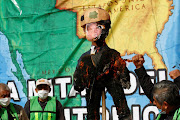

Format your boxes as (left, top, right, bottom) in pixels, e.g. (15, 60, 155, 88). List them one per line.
(56, 0, 173, 69)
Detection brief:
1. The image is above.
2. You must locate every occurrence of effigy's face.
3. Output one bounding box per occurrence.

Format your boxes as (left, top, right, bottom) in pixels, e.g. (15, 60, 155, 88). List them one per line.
(85, 22, 104, 42)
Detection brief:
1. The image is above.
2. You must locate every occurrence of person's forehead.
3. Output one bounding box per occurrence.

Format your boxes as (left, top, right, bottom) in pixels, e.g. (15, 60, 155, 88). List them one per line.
(88, 22, 98, 25)
(0, 89, 10, 95)
(86, 22, 99, 27)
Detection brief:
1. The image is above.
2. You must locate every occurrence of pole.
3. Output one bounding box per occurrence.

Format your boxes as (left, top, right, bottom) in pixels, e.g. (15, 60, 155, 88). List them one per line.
(102, 89, 106, 120)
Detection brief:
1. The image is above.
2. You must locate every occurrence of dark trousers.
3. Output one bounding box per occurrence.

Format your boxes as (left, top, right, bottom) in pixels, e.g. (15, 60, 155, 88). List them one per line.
(85, 80, 130, 120)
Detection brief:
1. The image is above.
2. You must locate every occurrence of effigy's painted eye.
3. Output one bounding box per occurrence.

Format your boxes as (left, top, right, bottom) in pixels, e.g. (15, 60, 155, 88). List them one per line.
(97, 25, 105, 29)
(97, 25, 102, 29)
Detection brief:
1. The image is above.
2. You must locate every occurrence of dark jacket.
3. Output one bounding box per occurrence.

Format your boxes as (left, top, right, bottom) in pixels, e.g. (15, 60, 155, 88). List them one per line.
(135, 66, 180, 120)
(0, 103, 29, 120)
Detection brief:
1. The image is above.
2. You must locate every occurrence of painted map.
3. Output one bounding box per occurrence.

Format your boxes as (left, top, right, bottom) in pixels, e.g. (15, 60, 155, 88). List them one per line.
(0, 0, 180, 119)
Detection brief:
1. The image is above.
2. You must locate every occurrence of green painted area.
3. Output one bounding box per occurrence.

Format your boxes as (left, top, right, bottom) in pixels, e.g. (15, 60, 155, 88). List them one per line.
(0, 0, 91, 117)
(89, 11, 98, 19)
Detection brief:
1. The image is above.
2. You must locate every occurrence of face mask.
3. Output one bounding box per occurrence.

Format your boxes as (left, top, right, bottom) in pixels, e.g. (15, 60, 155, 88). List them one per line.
(159, 107, 166, 114)
(38, 90, 49, 99)
(0, 97, 11, 107)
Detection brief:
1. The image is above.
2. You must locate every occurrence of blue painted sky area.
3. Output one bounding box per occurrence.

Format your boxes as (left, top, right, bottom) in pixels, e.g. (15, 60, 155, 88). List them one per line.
(156, 0, 180, 74)
(0, 32, 28, 107)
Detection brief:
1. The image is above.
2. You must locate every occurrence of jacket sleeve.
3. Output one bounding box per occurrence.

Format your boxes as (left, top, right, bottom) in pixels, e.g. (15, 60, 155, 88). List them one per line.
(20, 107, 29, 120)
(73, 50, 91, 92)
(56, 100, 65, 120)
(118, 66, 131, 89)
(14, 104, 29, 120)
(24, 100, 30, 119)
(174, 76, 180, 89)
(135, 66, 154, 102)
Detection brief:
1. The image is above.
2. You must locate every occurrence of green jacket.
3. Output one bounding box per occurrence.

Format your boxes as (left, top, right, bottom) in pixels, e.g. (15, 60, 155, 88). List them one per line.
(156, 108, 180, 120)
(0, 103, 19, 120)
(30, 96, 56, 120)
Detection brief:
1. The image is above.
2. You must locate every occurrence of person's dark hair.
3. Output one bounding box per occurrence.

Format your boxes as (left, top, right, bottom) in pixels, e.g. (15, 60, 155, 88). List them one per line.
(152, 80, 180, 106)
(0, 83, 10, 92)
(95, 20, 111, 46)
(97, 20, 111, 32)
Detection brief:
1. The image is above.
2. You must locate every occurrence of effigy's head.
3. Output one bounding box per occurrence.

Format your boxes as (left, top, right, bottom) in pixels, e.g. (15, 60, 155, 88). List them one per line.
(80, 8, 111, 45)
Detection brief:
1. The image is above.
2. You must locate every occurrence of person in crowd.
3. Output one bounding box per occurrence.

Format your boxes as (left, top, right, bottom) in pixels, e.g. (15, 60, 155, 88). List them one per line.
(24, 78, 65, 120)
(0, 83, 29, 120)
(132, 54, 180, 120)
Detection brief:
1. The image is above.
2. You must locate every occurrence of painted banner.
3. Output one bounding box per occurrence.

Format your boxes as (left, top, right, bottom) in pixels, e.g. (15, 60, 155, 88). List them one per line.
(0, 0, 179, 119)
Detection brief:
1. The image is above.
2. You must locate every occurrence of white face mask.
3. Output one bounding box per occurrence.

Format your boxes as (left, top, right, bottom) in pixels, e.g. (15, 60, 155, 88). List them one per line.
(38, 90, 49, 100)
(0, 97, 11, 107)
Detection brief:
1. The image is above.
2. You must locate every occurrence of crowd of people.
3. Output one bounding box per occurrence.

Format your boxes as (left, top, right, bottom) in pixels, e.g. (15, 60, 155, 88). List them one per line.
(0, 78, 65, 120)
